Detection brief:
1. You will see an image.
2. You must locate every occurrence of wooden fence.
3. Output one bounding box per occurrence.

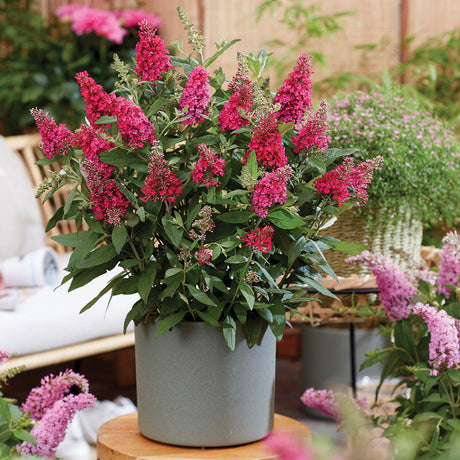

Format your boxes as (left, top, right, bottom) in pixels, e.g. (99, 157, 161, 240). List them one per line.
(34, 0, 460, 84)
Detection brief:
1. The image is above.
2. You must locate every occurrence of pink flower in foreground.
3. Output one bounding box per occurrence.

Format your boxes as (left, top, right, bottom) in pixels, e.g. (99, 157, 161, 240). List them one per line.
(292, 101, 330, 153)
(116, 9, 162, 29)
(192, 144, 225, 187)
(274, 53, 313, 124)
(135, 20, 171, 84)
(301, 388, 367, 423)
(437, 231, 460, 298)
(242, 226, 274, 253)
(346, 251, 417, 322)
(75, 71, 117, 125)
(114, 97, 156, 149)
(179, 66, 210, 126)
(265, 430, 314, 460)
(81, 159, 130, 227)
(314, 156, 383, 206)
(22, 370, 90, 422)
(219, 84, 253, 132)
(141, 143, 182, 204)
(252, 166, 292, 218)
(413, 303, 460, 376)
(20, 393, 96, 457)
(244, 111, 287, 168)
(30, 109, 74, 159)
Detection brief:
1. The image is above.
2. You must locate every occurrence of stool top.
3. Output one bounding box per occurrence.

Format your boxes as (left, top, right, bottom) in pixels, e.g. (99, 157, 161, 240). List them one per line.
(97, 412, 311, 460)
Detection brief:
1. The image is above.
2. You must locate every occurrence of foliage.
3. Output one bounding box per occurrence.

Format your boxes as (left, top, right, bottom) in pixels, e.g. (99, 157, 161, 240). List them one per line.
(352, 231, 460, 459)
(255, 0, 352, 81)
(31, 8, 378, 350)
(397, 29, 460, 133)
(0, 0, 160, 135)
(329, 88, 460, 227)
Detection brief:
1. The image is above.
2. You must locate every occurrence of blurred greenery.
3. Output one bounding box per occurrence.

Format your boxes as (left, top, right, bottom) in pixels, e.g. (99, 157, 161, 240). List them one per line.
(0, 0, 139, 135)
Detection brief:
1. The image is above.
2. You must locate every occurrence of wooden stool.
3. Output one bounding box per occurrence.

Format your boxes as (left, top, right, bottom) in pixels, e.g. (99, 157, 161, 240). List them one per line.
(97, 412, 311, 459)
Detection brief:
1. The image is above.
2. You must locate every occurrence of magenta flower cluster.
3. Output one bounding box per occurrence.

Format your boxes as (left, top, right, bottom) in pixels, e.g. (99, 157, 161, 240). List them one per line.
(179, 66, 211, 126)
(56, 3, 162, 44)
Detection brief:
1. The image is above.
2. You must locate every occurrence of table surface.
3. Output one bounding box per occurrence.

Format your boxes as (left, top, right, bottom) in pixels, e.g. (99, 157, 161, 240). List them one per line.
(97, 412, 311, 460)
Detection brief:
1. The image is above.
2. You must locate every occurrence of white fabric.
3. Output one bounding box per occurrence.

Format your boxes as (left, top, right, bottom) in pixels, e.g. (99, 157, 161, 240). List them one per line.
(0, 254, 136, 355)
(0, 136, 44, 260)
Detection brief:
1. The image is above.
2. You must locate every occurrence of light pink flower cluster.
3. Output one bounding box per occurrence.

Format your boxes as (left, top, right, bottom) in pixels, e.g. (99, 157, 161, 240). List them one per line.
(218, 84, 253, 132)
(81, 159, 130, 227)
(179, 66, 210, 126)
(0, 349, 10, 367)
(301, 388, 367, 423)
(192, 144, 225, 187)
(56, 4, 162, 43)
(141, 144, 182, 204)
(21, 393, 96, 457)
(21, 369, 90, 422)
(30, 109, 74, 159)
(115, 9, 162, 29)
(313, 156, 383, 206)
(413, 303, 460, 376)
(437, 231, 460, 298)
(244, 111, 287, 168)
(252, 166, 292, 218)
(274, 53, 313, 124)
(135, 20, 171, 84)
(346, 251, 417, 322)
(195, 248, 213, 266)
(292, 101, 330, 153)
(242, 226, 274, 253)
(264, 430, 314, 460)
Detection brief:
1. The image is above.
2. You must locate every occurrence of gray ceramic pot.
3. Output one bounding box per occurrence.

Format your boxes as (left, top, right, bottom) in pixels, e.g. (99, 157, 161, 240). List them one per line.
(134, 320, 276, 447)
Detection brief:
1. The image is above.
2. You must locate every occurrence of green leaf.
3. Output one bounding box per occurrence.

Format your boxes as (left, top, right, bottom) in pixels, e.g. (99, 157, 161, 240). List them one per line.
(269, 302, 286, 340)
(243, 316, 264, 347)
(94, 115, 117, 124)
(123, 299, 144, 333)
(233, 303, 248, 324)
(223, 315, 236, 351)
(217, 210, 255, 223)
(52, 230, 94, 248)
(0, 398, 11, 424)
(162, 216, 183, 248)
(186, 284, 217, 307)
(204, 38, 241, 67)
(196, 309, 221, 327)
(139, 264, 158, 302)
(12, 428, 35, 444)
(79, 244, 118, 269)
(66, 232, 100, 271)
(45, 206, 64, 232)
(63, 185, 78, 217)
(112, 225, 128, 255)
(245, 150, 258, 179)
(80, 274, 124, 313)
(297, 275, 338, 299)
(69, 263, 115, 291)
(307, 157, 326, 174)
(267, 209, 305, 229)
(154, 312, 187, 337)
(225, 255, 247, 264)
(239, 282, 255, 310)
(99, 148, 141, 168)
(394, 319, 415, 360)
(326, 239, 368, 256)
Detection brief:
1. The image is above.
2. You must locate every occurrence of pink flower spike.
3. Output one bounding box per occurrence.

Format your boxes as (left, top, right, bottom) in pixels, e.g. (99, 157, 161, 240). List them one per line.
(219, 84, 253, 132)
(437, 231, 460, 298)
(252, 165, 292, 218)
(135, 20, 172, 84)
(179, 66, 211, 126)
(244, 111, 287, 168)
(274, 53, 314, 124)
(195, 248, 213, 266)
(292, 101, 330, 153)
(192, 144, 225, 187)
(413, 303, 460, 375)
(265, 430, 314, 460)
(30, 108, 75, 159)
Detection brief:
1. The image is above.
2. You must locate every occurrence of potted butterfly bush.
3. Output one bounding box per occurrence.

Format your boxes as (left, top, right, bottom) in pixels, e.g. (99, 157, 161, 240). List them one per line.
(326, 89, 460, 277)
(31, 8, 380, 447)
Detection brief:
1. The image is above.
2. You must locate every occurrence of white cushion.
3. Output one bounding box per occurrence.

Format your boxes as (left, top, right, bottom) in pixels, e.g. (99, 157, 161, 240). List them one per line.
(0, 136, 44, 260)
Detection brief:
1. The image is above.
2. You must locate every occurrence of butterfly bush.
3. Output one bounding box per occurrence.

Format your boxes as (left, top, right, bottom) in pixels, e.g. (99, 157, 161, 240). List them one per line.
(0, 352, 95, 458)
(329, 90, 460, 226)
(31, 8, 380, 349)
(342, 231, 460, 456)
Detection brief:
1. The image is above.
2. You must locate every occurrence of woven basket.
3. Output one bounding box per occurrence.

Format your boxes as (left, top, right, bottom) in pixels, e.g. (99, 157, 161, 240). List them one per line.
(322, 207, 423, 277)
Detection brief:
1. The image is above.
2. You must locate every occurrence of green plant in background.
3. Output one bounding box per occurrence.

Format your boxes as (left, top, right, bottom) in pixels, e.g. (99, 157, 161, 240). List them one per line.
(329, 88, 460, 229)
(396, 29, 460, 133)
(0, 0, 161, 135)
(255, 0, 352, 82)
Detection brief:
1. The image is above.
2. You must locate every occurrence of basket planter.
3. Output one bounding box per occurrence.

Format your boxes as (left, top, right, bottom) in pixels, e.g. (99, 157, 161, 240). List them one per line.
(134, 320, 276, 447)
(323, 206, 423, 277)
